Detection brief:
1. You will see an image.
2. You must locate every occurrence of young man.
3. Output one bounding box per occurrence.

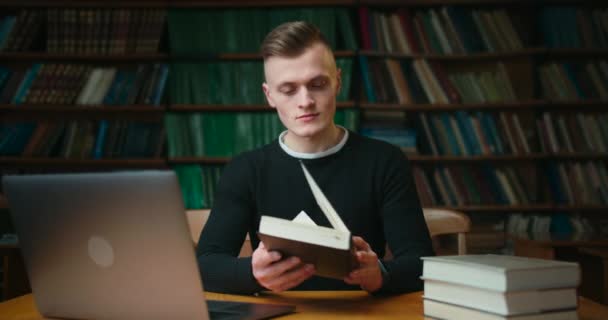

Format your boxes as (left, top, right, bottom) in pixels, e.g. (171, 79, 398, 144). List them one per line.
(197, 21, 434, 294)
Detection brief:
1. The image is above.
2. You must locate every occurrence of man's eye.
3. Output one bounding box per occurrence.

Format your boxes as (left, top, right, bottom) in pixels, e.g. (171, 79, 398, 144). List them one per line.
(310, 80, 327, 89)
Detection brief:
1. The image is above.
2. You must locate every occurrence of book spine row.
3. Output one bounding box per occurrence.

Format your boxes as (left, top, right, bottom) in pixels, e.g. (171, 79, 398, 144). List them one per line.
(540, 7, 608, 49)
(165, 110, 358, 158)
(0, 63, 168, 106)
(168, 8, 357, 54)
(359, 6, 524, 54)
(0, 10, 44, 52)
(359, 58, 517, 104)
(0, 120, 165, 159)
(413, 161, 608, 207)
(537, 112, 608, 154)
(415, 111, 531, 156)
(413, 164, 536, 206)
(173, 164, 222, 209)
(46, 8, 166, 54)
(539, 60, 608, 101)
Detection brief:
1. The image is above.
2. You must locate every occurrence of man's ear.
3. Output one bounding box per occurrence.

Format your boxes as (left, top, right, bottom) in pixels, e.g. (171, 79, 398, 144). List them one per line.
(262, 82, 276, 108)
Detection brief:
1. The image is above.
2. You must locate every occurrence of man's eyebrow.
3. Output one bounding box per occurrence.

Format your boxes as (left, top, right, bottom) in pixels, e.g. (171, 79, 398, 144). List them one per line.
(277, 82, 295, 90)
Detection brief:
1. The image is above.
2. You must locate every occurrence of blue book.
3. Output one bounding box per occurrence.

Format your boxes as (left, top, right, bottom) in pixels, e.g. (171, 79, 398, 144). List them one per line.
(12, 64, 41, 105)
(455, 111, 481, 155)
(358, 55, 376, 103)
(92, 121, 109, 159)
(152, 64, 169, 106)
(440, 113, 461, 155)
(0, 16, 16, 49)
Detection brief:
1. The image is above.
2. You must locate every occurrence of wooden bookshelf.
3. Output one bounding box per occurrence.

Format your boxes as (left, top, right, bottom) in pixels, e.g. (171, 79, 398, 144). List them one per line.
(0, 0, 607, 257)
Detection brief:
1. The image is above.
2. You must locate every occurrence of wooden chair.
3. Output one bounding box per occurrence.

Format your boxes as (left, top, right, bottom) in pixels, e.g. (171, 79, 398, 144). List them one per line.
(186, 209, 252, 257)
(423, 208, 471, 255)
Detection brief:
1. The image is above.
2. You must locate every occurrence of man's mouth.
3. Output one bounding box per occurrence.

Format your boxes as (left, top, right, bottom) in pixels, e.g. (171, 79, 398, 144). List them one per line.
(297, 113, 319, 120)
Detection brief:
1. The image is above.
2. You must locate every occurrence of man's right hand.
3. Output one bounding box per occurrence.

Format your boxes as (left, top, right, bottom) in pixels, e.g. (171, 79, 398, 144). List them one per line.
(252, 242, 315, 292)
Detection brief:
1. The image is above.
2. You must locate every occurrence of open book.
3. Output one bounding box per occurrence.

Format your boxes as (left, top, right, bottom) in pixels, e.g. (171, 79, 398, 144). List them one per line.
(257, 162, 358, 279)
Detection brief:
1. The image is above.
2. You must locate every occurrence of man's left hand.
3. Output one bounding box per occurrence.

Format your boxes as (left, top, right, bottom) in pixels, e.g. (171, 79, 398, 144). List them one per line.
(343, 236, 383, 293)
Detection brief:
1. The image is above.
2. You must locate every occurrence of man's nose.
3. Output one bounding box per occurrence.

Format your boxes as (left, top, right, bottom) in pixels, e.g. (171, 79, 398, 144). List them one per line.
(296, 88, 315, 108)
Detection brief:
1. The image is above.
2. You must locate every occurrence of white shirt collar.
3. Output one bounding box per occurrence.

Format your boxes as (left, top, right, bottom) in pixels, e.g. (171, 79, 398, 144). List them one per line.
(278, 126, 349, 159)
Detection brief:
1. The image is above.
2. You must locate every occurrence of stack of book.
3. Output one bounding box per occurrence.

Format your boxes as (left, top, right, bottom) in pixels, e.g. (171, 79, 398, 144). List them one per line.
(421, 254, 580, 320)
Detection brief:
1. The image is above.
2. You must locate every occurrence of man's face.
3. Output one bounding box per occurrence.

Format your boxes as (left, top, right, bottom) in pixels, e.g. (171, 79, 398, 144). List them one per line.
(262, 43, 341, 140)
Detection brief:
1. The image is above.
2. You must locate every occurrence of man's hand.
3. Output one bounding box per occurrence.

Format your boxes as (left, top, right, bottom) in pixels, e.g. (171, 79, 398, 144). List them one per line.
(344, 236, 383, 293)
(252, 241, 315, 292)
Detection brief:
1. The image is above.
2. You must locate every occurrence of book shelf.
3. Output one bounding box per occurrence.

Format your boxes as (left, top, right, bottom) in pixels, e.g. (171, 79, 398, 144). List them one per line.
(0, 0, 607, 258)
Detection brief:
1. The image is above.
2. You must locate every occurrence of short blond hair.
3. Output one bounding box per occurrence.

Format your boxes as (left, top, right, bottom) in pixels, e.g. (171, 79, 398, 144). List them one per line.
(260, 21, 332, 60)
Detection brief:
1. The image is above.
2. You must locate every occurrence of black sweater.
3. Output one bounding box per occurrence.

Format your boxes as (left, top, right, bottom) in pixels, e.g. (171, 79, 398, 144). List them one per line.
(197, 131, 434, 294)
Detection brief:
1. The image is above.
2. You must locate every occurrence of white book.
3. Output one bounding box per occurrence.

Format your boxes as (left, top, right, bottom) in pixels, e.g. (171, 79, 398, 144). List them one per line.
(423, 279, 578, 316)
(257, 162, 356, 279)
(423, 299, 578, 320)
(421, 254, 580, 291)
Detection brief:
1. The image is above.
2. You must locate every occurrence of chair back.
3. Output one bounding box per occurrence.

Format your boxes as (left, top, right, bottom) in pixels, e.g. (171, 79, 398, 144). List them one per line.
(185, 209, 252, 257)
(423, 208, 471, 255)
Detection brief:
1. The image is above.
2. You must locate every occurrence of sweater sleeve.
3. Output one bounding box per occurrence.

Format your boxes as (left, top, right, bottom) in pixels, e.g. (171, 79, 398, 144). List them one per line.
(376, 147, 435, 294)
(196, 155, 264, 294)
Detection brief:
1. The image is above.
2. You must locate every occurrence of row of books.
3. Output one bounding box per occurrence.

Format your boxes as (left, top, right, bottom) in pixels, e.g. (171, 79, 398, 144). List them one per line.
(0, 120, 164, 159)
(415, 111, 531, 156)
(47, 9, 166, 54)
(538, 112, 608, 154)
(540, 7, 608, 49)
(422, 254, 580, 320)
(360, 58, 517, 104)
(0, 10, 43, 52)
(168, 8, 357, 54)
(0, 63, 168, 106)
(548, 161, 608, 205)
(540, 60, 608, 101)
(169, 59, 353, 105)
(165, 110, 358, 157)
(359, 7, 523, 55)
(507, 213, 595, 241)
(173, 164, 223, 210)
(412, 165, 535, 206)
(359, 126, 417, 155)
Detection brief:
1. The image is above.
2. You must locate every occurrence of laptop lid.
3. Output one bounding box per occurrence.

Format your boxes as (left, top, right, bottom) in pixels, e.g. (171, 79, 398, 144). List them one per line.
(3, 171, 208, 319)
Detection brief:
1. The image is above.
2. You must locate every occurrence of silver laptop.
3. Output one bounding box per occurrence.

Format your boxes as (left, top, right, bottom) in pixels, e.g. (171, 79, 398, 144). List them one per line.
(3, 171, 294, 320)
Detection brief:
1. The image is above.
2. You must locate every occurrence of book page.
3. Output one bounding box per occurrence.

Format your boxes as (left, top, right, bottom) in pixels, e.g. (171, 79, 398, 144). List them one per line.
(292, 210, 317, 226)
(300, 162, 349, 232)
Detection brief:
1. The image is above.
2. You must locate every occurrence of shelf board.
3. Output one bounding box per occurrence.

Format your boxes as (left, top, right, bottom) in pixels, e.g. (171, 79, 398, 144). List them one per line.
(409, 153, 608, 162)
(168, 157, 231, 165)
(167, 0, 356, 8)
(545, 48, 608, 58)
(358, 0, 533, 5)
(409, 155, 545, 162)
(0, 0, 168, 7)
(169, 101, 356, 112)
(360, 100, 545, 111)
(431, 204, 608, 213)
(359, 48, 543, 60)
(0, 52, 168, 61)
(0, 104, 165, 113)
(171, 50, 355, 61)
(0, 158, 168, 169)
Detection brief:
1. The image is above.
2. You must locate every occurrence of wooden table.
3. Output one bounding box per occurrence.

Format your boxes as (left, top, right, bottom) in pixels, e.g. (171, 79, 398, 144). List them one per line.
(1, 291, 608, 319)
